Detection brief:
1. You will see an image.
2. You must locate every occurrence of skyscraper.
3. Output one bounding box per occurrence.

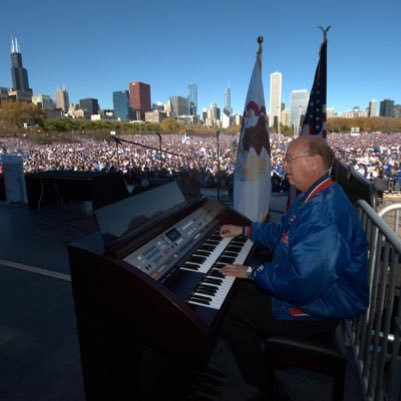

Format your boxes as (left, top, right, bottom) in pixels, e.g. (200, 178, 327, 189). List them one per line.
(55, 86, 70, 113)
(79, 98, 99, 118)
(379, 99, 394, 117)
(32, 94, 55, 111)
(113, 90, 131, 120)
(0, 88, 8, 102)
(188, 83, 198, 116)
(326, 108, 335, 119)
(129, 82, 151, 119)
(269, 72, 282, 128)
(224, 83, 231, 113)
(169, 96, 189, 116)
(368, 100, 377, 117)
(10, 37, 32, 94)
(290, 90, 309, 131)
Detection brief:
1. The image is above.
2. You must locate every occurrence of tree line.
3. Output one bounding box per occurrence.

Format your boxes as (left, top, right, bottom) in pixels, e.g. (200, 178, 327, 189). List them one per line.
(1, 100, 400, 141)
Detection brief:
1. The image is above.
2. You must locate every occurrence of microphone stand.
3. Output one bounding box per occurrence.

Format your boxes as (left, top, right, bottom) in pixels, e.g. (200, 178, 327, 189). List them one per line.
(111, 134, 226, 204)
(0, 141, 7, 153)
(113, 135, 187, 158)
(156, 132, 163, 168)
(112, 136, 121, 169)
(216, 130, 220, 201)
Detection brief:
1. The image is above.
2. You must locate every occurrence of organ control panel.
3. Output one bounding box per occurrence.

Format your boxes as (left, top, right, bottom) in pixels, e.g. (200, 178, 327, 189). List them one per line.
(123, 202, 223, 281)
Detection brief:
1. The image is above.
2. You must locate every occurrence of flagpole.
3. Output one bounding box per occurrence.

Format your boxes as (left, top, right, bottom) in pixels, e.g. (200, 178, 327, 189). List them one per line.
(299, 26, 329, 138)
(286, 26, 329, 210)
(216, 129, 220, 201)
(257, 36, 263, 51)
(319, 25, 331, 43)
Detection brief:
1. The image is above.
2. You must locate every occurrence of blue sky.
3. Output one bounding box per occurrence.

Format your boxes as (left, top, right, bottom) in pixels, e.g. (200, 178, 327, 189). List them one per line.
(0, 0, 400, 115)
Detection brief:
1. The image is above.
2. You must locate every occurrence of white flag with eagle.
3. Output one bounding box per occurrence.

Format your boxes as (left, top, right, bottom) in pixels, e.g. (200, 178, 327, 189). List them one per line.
(234, 37, 271, 222)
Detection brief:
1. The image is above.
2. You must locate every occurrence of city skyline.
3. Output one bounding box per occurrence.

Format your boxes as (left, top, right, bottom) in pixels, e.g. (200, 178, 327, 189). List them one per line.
(0, 0, 400, 116)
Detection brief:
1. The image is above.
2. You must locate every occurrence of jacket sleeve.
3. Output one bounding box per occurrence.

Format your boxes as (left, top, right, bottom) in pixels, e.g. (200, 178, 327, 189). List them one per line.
(250, 221, 283, 252)
(254, 214, 355, 305)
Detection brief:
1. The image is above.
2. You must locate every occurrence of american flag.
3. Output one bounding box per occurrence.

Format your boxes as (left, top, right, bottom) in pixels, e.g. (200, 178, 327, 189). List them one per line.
(286, 32, 329, 210)
(300, 37, 327, 138)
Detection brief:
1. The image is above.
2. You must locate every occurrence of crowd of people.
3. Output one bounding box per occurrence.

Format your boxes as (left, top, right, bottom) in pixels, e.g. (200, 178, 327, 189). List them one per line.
(0, 131, 401, 192)
(329, 132, 401, 190)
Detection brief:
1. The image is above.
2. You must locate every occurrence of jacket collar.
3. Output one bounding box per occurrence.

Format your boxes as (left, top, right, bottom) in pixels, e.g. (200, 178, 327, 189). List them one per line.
(298, 172, 333, 205)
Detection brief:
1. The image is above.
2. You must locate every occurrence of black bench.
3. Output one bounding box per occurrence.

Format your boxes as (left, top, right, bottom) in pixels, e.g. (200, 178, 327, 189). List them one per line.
(265, 324, 347, 401)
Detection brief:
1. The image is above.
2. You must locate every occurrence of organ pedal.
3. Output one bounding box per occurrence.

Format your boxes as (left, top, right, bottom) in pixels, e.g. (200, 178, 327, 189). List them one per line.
(144, 362, 226, 401)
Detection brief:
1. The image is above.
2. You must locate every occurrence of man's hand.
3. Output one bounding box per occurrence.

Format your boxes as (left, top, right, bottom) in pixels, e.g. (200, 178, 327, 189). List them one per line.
(220, 264, 248, 279)
(220, 225, 242, 238)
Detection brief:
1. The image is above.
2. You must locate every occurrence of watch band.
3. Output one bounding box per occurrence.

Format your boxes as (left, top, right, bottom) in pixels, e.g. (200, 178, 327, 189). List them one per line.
(247, 266, 254, 280)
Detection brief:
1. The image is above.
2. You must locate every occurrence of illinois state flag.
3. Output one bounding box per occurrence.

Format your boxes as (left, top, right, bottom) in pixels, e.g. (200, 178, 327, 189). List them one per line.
(300, 31, 328, 138)
(234, 39, 271, 222)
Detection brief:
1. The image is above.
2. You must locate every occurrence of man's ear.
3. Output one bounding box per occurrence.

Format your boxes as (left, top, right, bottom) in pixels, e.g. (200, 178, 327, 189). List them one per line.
(309, 154, 321, 170)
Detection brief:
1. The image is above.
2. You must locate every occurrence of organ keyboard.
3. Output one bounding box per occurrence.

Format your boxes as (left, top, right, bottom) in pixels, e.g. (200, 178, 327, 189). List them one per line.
(68, 182, 255, 401)
(184, 233, 254, 310)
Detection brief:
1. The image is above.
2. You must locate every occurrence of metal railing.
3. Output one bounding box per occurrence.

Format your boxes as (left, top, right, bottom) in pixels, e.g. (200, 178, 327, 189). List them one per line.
(346, 200, 401, 401)
(378, 203, 401, 236)
(331, 159, 379, 208)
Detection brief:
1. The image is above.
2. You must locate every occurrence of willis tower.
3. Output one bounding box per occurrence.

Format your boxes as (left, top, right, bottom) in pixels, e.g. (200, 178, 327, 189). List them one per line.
(10, 37, 32, 94)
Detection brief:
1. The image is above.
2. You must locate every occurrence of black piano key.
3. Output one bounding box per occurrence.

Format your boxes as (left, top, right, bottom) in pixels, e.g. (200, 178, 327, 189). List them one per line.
(198, 284, 218, 293)
(191, 294, 213, 303)
(182, 263, 199, 271)
(184, 261, 201, 266)
(194, 250, 212, 257)
(204, 240, 219, 245)
(195, 287, 216, 296)
(209, 269, 225, 279)
(226, 245, 242, 252)
(223, 251, 239, 257)
(203, 276, 223, 285)
(231, 238, 246, 246)
(219, 256, 235, 264)
(200, 244, 216, 251)
(199, 283, 219, 292)
(188, 297, 210, 306)
(189, 256, 207, 263)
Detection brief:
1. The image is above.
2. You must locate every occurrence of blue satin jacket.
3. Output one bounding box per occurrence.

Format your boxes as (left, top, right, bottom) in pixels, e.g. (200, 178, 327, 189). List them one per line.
(249, 174, 369, 320)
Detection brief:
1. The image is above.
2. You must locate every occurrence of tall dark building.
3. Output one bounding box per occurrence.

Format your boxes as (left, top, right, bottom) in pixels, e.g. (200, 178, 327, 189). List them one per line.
(188, 83, 198, 116)
(113, 90, 131, 120)
(379, 99, 394, 117)
(79, 98, 99, 118)
(129, 82, 151, 120)
(10, 37, 32, 94)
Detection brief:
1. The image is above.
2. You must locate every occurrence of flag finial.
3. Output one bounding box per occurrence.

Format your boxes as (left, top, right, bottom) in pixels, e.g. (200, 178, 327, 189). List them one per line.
(257, 36, 263, 55)
(318, 26, 331, 43)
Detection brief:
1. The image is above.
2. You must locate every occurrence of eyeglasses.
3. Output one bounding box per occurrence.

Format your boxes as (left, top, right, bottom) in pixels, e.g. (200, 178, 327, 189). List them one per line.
(283, 153, 312, 163)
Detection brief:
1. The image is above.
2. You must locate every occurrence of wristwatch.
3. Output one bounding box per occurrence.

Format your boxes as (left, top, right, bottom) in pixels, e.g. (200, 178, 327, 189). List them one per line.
(247, 266, 254, 280)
